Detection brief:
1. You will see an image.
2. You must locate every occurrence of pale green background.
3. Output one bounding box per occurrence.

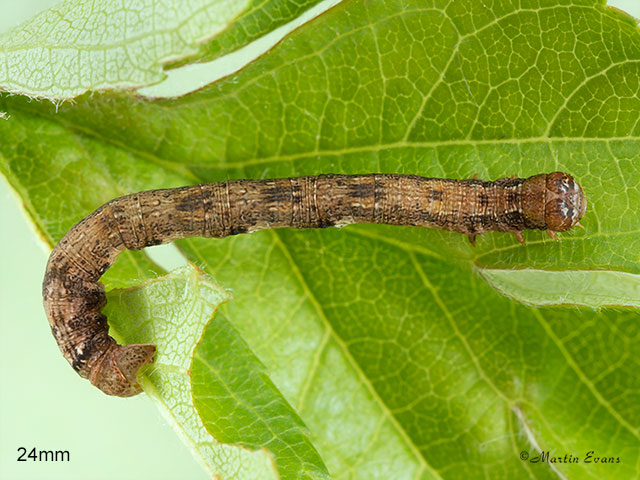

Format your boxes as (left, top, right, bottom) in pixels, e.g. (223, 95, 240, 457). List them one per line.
(1, 1, 638, 479)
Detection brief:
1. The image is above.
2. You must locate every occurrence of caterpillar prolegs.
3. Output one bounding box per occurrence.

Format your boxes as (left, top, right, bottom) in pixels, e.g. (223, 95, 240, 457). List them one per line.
(42, 172, 586, 397)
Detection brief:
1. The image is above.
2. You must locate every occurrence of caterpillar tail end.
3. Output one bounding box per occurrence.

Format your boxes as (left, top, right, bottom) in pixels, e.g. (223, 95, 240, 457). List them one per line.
(90, 344, 156, 397)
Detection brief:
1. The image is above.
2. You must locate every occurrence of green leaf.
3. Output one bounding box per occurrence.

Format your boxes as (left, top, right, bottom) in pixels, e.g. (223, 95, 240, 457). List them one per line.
(478, 268, 640, 308)
(0, 0, 250, 100)
(105, 265, 327, 478)
(166, 0, 327, 67)
(2, 1, 639, 479)
(176, 230, 640, 480)
(192, 311, 329, 480)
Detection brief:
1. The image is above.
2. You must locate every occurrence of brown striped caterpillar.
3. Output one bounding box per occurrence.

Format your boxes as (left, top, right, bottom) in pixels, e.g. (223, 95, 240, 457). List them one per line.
(43, 172, 586, 397)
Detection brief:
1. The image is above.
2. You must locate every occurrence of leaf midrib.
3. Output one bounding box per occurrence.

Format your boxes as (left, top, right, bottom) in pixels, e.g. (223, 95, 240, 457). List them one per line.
(203, 137, 640, 169)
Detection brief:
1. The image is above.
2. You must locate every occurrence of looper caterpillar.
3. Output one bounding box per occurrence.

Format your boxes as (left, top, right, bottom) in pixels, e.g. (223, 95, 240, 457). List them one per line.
(43, 172, 586, 396)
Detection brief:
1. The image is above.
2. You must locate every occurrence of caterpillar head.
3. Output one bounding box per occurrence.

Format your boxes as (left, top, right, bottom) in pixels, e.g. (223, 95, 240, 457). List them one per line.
(90, 343, 156, 397)
(544, 172, 587, 231)
(521, 172, 586, 232)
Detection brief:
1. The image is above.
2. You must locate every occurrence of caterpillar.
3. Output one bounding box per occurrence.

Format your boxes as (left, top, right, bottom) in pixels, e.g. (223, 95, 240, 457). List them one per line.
(42, 172, 586, 397)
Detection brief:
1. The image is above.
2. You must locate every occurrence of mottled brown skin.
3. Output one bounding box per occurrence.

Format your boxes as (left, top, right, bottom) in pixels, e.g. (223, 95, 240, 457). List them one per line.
(42, 172, 586, 397)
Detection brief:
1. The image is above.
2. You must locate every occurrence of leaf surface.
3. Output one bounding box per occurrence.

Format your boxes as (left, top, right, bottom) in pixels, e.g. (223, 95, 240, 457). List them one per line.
(167, 0, 327, 67)
(0, 0, 250, 99)
(1, 1, 639, 479)
(478, 268, 640, 308)
(106, 265, 327, 478)
(192, 310, 329, 480)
